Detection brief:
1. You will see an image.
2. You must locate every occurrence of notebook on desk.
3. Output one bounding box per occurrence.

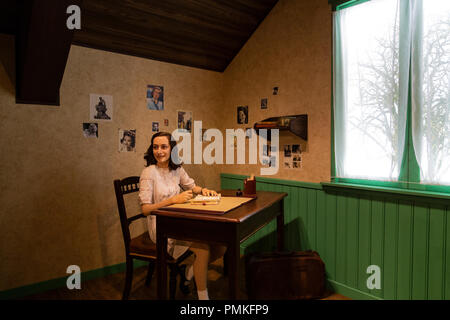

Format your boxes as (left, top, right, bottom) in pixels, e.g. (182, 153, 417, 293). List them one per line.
(162, 195, 255, 215)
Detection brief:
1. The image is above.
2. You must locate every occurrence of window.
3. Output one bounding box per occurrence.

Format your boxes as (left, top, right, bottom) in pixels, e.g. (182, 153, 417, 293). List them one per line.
(333, 0, 450, 188)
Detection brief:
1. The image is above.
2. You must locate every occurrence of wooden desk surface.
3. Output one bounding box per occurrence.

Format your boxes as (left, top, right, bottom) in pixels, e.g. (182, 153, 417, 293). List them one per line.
(152, 190, 287, 223)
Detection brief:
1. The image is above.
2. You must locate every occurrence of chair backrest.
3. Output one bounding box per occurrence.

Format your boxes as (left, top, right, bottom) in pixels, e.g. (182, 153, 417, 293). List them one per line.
(113, 176, 141, 254)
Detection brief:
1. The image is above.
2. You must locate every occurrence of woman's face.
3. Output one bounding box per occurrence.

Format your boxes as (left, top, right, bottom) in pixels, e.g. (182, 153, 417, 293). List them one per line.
(153, 136, 171, 165)
(239, 110, 246, 123)
(123, 135, 132, 149)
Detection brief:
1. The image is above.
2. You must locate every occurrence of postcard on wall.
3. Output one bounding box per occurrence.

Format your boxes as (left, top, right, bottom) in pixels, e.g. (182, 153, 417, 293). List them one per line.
(90, 94, 113, 121)
(177, 110, 192, 132)
(152, 122, 159, 132)
(164, 119, 169, 126)
(119, 129, 136, 152)
(147, 85, 164, 110)
(83, 123, 98, 138)
(237, 106, 248, 124)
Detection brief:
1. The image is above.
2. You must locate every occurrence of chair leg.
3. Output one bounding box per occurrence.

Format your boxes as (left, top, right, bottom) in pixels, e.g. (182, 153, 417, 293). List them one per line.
(169, 265, 177, 300)
(122, 257, 134, 300)
(145, 261, 155, 287)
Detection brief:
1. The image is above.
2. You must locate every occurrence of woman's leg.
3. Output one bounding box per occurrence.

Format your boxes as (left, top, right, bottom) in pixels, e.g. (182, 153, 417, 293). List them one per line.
(189, 242, 210, 291)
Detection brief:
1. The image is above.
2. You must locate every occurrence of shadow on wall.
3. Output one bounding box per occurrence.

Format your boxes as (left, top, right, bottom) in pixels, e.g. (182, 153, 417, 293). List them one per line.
(0, 33, 15, 95)
(243, 217, 312, 255)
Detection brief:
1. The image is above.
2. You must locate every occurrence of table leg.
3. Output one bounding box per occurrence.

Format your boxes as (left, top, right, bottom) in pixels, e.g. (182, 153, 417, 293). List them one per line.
(228, 239, 240, 300)
(156, 229, 168, 299)
(277, 200, 285, 251)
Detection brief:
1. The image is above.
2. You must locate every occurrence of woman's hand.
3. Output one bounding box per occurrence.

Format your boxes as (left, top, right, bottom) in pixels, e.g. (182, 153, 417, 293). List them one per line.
(171, 190, 193, 204)
(202, 188, 218, 196)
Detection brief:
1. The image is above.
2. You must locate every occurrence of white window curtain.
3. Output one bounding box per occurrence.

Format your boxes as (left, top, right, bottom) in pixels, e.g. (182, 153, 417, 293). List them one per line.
(334, 0, 408, 181)
(334, 0, 450, 185)
(411, 0, 450, 185)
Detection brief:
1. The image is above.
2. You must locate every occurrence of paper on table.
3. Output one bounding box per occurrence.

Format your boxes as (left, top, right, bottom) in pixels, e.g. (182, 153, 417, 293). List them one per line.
(164, 196, 255, 214)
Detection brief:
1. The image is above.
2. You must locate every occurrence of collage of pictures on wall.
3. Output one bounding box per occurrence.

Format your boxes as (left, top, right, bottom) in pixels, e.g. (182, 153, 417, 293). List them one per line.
(284, 144, 302, 169)
(82, 85, 193, 153)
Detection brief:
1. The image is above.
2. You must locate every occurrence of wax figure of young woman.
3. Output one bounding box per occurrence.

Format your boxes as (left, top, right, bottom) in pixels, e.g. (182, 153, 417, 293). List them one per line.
(138, 132, 226, 300)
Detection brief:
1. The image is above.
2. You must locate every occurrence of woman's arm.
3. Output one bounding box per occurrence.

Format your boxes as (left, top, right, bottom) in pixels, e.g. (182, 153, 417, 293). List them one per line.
(141, 190, 193, 216)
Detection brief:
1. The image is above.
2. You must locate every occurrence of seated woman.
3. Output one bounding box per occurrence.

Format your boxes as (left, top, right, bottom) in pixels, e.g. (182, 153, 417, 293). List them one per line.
(138, 131, 226, 300)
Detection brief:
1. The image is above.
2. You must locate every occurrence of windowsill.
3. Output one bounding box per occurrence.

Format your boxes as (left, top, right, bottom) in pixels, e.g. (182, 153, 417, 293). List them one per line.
(321, 181, 450, 202)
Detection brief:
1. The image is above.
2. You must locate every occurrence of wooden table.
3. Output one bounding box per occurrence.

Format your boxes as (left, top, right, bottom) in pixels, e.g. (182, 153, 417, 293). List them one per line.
(152, 190, 287, 300)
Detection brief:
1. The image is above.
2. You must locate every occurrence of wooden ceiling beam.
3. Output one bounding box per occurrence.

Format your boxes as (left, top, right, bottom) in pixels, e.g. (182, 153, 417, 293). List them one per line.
(16, 0, 82, 105)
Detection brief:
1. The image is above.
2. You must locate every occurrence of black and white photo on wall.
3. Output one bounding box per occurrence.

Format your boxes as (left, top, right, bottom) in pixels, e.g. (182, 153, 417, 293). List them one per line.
(147, 85, 164, 110)
(90, 94, 113, 121)
(119, 129, 136, 152)
(272, 87, 279, 95)
(83, 123, 98, 138)
(152, 122, 159, 132)
(261, 98, 267, 109)
(283, 144, 301, 169)
(237, 105, 248, 124)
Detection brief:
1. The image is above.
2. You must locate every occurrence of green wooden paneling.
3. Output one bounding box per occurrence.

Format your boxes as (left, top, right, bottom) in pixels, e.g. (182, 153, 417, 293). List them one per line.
(357, 196, 371, 294)
(428, 206, 445, 299)
(335, 193, 347, 284)
(370, 197, 384, 298)
(220, 173, 449, 300)
(346, 196, 359, 289)
(326, 192, 337, 280)
(383, 200, 398, 299)
(412, 204, 429, 299)
(397, 201, 413, 299)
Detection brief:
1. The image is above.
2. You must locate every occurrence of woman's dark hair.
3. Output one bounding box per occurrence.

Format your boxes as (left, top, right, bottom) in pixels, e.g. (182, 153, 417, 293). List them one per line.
(144, 132, 181, 170)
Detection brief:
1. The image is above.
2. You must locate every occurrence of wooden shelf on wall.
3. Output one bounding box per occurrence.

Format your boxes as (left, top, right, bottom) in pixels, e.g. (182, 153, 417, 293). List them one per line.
(253, 114, 308, 140)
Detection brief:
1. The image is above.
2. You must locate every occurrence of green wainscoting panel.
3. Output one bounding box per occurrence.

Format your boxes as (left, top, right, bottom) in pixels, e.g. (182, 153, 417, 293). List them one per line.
(220, 173, 450, 300)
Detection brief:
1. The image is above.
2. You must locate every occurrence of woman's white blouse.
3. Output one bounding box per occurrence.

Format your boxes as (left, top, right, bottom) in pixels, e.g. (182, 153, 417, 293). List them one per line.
(139, 165, 195, 258)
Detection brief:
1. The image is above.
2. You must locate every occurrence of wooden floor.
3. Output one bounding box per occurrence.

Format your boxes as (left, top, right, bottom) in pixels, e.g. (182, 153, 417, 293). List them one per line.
(20, 257, 350, 300)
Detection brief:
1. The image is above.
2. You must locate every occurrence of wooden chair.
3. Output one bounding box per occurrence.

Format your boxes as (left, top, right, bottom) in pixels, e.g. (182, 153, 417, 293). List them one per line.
(114, 176, 193, 300)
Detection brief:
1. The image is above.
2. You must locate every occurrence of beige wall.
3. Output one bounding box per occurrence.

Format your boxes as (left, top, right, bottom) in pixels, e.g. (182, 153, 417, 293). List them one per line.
(0, 0, 332, 291)
(220, 0, 332, 183)
(0, 43, 222, 291)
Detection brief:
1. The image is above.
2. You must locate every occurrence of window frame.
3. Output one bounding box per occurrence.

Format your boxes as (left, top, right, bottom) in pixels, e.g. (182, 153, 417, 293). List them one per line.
(330, 0, 450, 194)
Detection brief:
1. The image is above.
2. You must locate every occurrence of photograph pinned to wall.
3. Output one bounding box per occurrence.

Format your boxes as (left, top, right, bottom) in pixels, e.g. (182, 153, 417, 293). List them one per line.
(177, 110, 192, 132)
(283, 144, 301, 169)
(90, 94, 113, 121)
(272, 87, 279, 95)
(237, 105, 248, 124)
(119, 129, 136, 152)
(83, 123, 98, 138)
(147, 85, 164, 110)
(261, 98, 267, 109)
(152, 122, 159, 132)
(164, 119, 169, 126)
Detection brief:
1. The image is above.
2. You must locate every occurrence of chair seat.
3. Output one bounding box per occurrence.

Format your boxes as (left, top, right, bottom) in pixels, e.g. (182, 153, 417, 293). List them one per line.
(129, 232, 176, 263)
